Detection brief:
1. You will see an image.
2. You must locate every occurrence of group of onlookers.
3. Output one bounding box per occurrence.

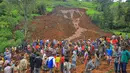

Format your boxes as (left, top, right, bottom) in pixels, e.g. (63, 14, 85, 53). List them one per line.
(0, 33, 130, 73)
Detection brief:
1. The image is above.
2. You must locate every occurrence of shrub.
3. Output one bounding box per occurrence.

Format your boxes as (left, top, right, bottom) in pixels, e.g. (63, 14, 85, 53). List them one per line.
(14, 30, 24, 40)
(0, 28, 12, 39)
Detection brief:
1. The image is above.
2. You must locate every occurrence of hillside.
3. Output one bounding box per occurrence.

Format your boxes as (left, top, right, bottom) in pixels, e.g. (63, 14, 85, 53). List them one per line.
(29, 7, 111, 41)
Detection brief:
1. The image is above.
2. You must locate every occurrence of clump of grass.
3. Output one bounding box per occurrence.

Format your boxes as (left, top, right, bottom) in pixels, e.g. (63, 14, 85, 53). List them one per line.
(106, 69, 114, 73)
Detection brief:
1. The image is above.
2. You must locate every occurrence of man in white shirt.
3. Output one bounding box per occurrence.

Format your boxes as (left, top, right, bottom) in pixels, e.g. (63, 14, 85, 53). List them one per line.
(47, 55, 56, 73)
(4, 63, 12, 73)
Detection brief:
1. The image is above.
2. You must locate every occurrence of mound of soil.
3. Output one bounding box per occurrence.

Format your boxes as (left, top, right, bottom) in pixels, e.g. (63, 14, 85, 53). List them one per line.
(29, 6, 111, 41)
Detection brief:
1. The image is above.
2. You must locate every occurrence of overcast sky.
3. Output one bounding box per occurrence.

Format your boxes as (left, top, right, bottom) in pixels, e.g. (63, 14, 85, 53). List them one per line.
(113, 0, 127, 2)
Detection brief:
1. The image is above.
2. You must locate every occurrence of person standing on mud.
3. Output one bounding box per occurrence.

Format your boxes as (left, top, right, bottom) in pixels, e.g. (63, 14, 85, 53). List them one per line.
(64, 58, 71, 73)
(60, 54, 65, 73)
(112, 46, 121, 73)
(94, 51, 100, 69)
(120, 46, 130, 73)
(33, 53, 42, 73)
(19, 54, 28, 73)
(4, 63, 12, 73)
(29, 53, 36, 73)
(106, 45, 113, 65)
(71, 51, 77, 70)
(85, 56, 95, 73)
(55, 54, 60, 69)
(46, 54, 56, 73)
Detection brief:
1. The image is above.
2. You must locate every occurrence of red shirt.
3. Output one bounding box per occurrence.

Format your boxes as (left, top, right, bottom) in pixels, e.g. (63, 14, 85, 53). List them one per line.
(92, 45, 94, 51)
(59, 41, 62, 46)
(74, 46, 78, 50)
(112, 39, 118, 45)
(61, 56, 65, 63)
(54, 56, 56, 58)
(82, 46, 85, 51)
(106, 37, 110, 43)
(36, 45, 40, 49)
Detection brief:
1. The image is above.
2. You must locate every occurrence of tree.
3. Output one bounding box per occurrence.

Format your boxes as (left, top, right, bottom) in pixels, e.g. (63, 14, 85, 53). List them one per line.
(127, 0, 130, 2)
(7, 0, 36, 38)
(103, 7, 114, 29)
(125, 3, 130, 26)
(0, 0, 3, 3)
(94, 0, 113, 29)
(99, 0, 112, 11)
(63, 0, 67, 2)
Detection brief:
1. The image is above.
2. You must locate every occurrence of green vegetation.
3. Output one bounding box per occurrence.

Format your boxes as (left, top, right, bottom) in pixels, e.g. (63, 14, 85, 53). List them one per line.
(112, 31, 130, 38)
(42, 0, 99, 14)
(46, 7, 53, 13)
(107, 69, 114, 73)
(86, 8, 100, 16)
(91, 0, 130, 32)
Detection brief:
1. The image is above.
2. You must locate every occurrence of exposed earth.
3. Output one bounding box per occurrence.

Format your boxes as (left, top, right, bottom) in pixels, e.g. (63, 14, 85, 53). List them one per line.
(28, 7, 130, 73)
(29, 6, 111, 41)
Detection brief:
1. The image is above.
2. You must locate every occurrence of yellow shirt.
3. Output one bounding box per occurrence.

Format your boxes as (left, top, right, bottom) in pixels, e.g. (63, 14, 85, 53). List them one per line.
(2, 58, 4, 61)
(55, 57, 60, 63)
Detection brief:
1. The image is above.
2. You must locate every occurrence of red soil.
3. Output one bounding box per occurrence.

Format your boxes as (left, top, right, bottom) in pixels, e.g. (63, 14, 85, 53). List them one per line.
(28, 6, 112, 41)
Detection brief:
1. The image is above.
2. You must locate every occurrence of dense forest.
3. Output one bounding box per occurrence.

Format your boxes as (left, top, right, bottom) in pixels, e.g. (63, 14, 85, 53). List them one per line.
(0, 0, 130, 52)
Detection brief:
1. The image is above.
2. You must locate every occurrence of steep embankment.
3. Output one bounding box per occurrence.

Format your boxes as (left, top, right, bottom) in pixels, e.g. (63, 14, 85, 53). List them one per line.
(29, 7, 110, 41)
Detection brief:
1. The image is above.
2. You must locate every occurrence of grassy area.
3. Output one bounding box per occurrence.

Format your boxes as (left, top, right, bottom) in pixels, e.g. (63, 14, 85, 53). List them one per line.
(31, 14, 40, 17)
(112, 30, 130, 38)
(43, 0, 99, 16)
(107, 69, 114, 73)
(86, 8, 100, 16)
(46, 7, 53, 12)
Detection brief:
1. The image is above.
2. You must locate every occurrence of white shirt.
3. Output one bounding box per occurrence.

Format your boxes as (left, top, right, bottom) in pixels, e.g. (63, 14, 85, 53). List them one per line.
(4, 66, 12, 73)
(47, 56, 56, 67)
(42, 54, 46, 61)
(78, 47, 82, 52)
(40, 49, 44, 55)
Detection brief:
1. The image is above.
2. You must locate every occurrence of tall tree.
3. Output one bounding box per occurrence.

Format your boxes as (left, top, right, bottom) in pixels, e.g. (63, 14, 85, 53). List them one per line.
(7, 0, 36, 38)
(125, 1, 130, 27)
(103, 7, 114, 29)
(0, 0, 3, 3)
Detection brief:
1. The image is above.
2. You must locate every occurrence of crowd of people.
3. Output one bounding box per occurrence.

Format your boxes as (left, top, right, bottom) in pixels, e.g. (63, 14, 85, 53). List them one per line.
(0, 33, 130, 73)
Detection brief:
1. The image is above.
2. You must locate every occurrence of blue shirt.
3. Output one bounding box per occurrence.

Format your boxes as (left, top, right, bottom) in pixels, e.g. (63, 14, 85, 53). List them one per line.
(106, 49, 113, 56)
(40, 40, 43, 46)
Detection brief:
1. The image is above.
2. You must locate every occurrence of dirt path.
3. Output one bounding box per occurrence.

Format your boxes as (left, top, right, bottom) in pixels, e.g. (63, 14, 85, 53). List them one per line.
(61, 9, 100, 41)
